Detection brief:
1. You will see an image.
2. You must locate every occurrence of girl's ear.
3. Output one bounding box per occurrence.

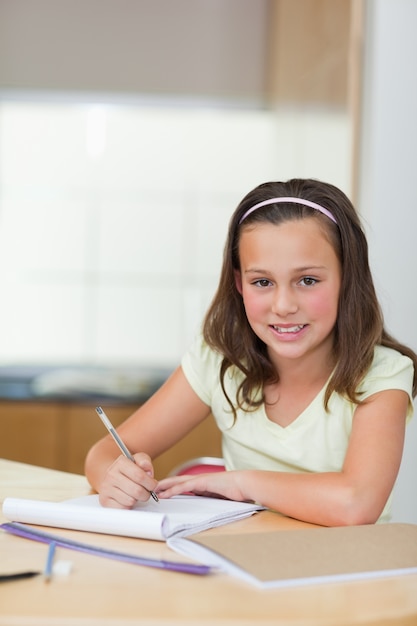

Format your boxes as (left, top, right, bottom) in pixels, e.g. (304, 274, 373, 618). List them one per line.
(234, 269, 243, 294)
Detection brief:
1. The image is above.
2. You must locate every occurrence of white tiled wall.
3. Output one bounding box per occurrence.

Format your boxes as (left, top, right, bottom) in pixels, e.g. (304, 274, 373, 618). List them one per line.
(0, 99, 351, 366)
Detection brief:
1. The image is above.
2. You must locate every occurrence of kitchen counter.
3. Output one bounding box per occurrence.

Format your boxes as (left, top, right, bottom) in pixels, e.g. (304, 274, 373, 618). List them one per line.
(0, 363, 222, 478)
(0, 364, 171, 404)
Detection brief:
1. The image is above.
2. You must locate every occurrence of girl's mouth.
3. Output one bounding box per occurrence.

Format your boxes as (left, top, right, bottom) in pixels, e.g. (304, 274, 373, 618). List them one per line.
(272, 324, 306, 334)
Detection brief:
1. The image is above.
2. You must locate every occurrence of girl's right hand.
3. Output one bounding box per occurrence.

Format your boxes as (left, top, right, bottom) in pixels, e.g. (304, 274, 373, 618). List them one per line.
(98, 452, 158, 509)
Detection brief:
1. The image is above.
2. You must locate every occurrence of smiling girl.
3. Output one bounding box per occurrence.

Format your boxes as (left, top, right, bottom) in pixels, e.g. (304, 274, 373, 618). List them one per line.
(85, 179, 416, 526)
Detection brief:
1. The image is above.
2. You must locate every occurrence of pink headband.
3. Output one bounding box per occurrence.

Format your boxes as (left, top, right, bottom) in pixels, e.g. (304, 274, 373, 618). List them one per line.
(238, 197, 337, 225)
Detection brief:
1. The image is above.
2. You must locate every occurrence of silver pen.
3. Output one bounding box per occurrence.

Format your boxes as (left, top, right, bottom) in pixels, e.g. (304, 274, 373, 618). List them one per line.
(95, 406, 159, 502)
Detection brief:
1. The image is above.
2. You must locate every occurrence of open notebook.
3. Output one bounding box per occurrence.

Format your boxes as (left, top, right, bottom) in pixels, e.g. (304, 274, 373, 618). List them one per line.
(2, 494, 264, 541)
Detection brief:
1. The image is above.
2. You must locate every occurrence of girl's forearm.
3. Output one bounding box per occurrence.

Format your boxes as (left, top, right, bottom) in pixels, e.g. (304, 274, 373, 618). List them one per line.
(237, 470, 382, 527)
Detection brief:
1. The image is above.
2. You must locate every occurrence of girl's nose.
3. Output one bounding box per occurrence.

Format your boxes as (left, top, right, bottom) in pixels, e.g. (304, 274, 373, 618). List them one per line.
(271, 286, 298, 316)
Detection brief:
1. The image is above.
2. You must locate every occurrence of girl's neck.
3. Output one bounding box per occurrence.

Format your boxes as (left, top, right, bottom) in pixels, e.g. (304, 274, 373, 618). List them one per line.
(268, 344, 336, 388)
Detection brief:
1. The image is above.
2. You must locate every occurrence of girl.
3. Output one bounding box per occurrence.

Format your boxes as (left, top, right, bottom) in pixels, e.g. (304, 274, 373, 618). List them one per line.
(85, 179, 416, 526)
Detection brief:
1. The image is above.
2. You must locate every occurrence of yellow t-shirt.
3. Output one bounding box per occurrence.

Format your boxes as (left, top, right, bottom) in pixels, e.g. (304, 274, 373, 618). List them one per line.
(181, 335, 414, 522)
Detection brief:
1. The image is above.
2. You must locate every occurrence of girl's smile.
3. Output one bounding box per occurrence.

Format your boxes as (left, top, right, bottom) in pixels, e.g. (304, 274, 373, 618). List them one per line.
(235, 218, 341, 368)
(270, 323, 308, 340)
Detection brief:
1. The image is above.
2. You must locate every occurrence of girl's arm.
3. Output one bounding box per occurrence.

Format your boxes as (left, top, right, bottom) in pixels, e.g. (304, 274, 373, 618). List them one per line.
(84, 366, 211, 508)
(156, 388, 409, 526)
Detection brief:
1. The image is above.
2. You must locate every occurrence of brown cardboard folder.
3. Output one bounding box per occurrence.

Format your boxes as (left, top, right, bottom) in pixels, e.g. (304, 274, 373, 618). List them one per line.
(168, 523, 417, 588)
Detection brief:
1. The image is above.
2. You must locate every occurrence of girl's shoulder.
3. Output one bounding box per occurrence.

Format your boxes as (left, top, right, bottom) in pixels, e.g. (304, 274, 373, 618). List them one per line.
(370, 344, 414, 374)
(357, 344, 414, 401)
(181, 334, 224, 402)
(182, 333, 223, 373)
(181, 333, 244, 397)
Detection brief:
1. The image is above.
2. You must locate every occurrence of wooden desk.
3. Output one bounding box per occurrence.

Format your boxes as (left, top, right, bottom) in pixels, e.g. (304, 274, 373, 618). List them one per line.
(1, 460, 416, 626)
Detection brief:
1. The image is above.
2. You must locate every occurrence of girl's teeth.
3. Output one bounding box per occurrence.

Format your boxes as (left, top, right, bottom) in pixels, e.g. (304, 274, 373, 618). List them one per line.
(274, 325, 304, 333)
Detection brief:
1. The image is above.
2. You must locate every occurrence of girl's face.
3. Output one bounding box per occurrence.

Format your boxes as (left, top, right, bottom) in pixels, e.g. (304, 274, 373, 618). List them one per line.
(235, 218, 341, 369)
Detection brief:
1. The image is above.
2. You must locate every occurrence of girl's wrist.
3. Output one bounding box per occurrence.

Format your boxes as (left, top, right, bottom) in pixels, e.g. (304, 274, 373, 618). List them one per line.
(235, 469, 256, 502)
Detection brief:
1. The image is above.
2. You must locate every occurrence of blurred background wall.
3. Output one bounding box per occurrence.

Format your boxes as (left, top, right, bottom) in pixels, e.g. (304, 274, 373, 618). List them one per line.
(0, 0, 354, 367)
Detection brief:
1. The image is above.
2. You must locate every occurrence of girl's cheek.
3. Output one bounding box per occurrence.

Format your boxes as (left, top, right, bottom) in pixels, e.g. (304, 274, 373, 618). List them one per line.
(309, 290, 339, 320)
(244, 298, 269, 321)
(241, 291, 263, 316)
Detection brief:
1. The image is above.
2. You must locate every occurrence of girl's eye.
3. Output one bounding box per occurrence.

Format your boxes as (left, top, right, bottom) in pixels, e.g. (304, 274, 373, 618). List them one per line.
(253, 279, 272, 288)
(300, 276, 317, 287)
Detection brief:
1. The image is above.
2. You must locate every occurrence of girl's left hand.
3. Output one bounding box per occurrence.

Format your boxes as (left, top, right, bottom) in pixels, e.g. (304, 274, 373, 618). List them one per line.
(156, 471, 249, 502)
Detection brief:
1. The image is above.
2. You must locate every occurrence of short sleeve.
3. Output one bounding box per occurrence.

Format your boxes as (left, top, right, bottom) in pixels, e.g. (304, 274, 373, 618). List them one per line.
(358, 346, 414, 420)
(181, 334, 223, 406)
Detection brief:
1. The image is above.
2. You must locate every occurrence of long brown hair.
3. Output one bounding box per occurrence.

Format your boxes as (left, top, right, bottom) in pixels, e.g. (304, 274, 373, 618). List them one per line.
(202, 179, 417, 417)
